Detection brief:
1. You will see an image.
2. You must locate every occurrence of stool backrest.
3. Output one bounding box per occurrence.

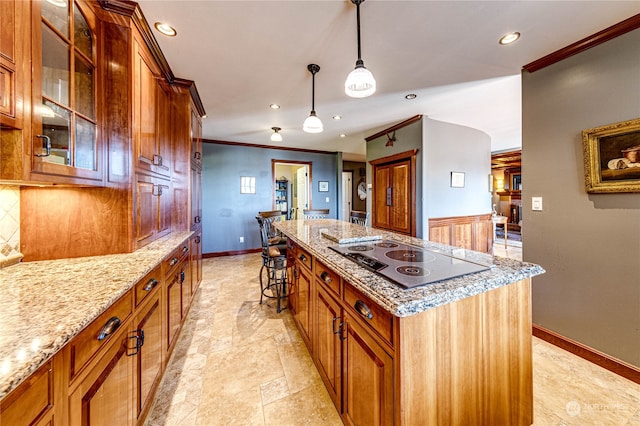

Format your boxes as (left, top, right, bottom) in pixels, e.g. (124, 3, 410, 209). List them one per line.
(349, 210, 369, 226)
(303, 208, 329, 219)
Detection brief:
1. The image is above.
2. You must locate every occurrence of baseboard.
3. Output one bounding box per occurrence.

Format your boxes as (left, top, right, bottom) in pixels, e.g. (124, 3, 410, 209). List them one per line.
(203, 248, 261, 258)
(532, 324, 640, 385)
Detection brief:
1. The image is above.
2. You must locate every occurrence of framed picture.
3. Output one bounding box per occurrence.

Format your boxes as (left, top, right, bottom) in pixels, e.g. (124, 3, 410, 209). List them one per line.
(582, 118, 640, 193)
(318, 181, 329, 192)
(450, 171, 465, 188)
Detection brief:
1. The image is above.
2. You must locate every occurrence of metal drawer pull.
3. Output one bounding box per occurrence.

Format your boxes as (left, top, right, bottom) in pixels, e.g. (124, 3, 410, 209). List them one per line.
(34, 134, 51, 157)
(153, 154, 163, 166)
(127, 329, 145, 356)
(195, 216, 201, 223)
(320, 271, 332, 284)
(143, 278, 158, 291)
(182, 246, 189, 254)
(355, 300, 373, 319)
(169, 257, 179, 266)
(180, 270, 186, 283)
(299, 254, 307, 262)
(332, 316, 341, 334)
(97, 316, 121, 340)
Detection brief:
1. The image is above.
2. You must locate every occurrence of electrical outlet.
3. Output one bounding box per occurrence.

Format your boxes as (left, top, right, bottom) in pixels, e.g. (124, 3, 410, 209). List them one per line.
(239, 236, 244, 243)
(325, 197, 330, 203)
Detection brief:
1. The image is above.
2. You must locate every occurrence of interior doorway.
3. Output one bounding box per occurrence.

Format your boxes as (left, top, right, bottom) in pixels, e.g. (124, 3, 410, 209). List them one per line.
(273, 160, 311, 219)
(341, 171, 353, 221)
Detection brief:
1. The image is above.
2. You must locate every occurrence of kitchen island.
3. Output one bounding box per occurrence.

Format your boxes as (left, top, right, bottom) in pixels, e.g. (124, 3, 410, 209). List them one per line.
(275, 219, 544, 425)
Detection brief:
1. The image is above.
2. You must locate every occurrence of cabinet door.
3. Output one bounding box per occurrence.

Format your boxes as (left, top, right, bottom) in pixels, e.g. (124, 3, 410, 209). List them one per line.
(390, 161, 411, 234)
(190, 163, 202, 230)
(0, 0, 28, 129)
(190, 232, 203, 292)
(181, 257, 192, 316)
(342, 313, 394, 426)
(135, 173, 171, 248)
(294, 262, 313, 350)
(68, 326, 133, 426)
(31, 0, 103, 185)
(166, 264, 184, 355)
(0, 360, 54, 426)
(133, 39, 158, 174)
(315, 284, 342, 411)
(134, 293, 163, 423)
(190, 104, 202, 168)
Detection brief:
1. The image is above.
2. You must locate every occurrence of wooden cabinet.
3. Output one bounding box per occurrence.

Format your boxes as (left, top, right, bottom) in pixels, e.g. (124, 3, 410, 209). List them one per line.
(342, 311, 394, 426)
(134, 173, 172, 249)
(371, 151, 416, 236)
(0, 0, 29, 130)
(291, 247, 314, 350)
(0, 360, 55, 426)
(190, 231, 203, 293)
(315, 283, 343, 412)
(133, 282, 163, 423)
(164, 242, 190, 356)
(190, 162, 202, 229)
(428, 214, 494, 253)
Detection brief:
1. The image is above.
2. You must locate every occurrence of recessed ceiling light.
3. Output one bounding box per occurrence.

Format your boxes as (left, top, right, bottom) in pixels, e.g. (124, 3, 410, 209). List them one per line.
(340, 134, 346, 138)
(499, 32, 520, 45)
(269, 104, 281, 110)
(154, 22, 177, 37)
(333, 115, 342, 120)
(405, 93, 417, 100)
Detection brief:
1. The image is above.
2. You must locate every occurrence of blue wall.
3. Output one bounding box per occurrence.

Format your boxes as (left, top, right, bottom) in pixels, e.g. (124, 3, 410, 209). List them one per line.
(202, 142, 339, 254)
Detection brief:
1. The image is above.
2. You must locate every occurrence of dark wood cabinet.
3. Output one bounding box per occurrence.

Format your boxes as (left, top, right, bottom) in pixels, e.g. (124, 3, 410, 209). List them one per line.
(134, 173, 171, 249)
(371, 150, 416, 236)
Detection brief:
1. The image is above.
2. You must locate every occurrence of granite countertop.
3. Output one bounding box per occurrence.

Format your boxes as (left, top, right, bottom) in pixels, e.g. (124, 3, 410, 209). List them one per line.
(276, 219, 544, 318)
(0, 231, 192, 401)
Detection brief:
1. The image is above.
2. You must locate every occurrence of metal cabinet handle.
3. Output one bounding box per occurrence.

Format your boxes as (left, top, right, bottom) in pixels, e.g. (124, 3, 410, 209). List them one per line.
(169, 257, 179, 266)
(153, 154, 163, 166)
(386, 187, 392, 206)
(180, 270, 186, 283)
(34, 134, 51, 157)
(182, 246, 189, 254)
(143, 278, 158, 291)
(299, 254, 307, 262)
(97, 316, 121, 340)
(320, 271, 332, 284)
(194, 151, 201, 160)
(127, 329, 145, 356)
(355, 300, 373, 319)
(195, 236, 201, 244)
(332, 316, 341, 335)
(194, 216, 201, 223)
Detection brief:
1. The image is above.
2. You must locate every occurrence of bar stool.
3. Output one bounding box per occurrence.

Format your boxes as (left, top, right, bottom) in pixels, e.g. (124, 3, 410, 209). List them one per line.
(349, 210, 369, 226)
(256, 215, 287, 312)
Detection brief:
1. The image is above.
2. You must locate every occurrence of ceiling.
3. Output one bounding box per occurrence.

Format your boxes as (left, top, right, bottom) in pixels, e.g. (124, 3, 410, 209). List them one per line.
(136, 1, 639, 161)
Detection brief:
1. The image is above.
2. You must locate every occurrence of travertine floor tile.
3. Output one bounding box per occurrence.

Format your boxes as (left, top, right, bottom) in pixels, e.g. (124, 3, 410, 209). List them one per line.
(147, 253, 640, 426)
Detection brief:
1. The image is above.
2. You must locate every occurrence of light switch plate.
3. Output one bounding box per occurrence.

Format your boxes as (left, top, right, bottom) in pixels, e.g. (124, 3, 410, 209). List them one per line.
(532, 197, 543, 211)
(325, 197, 330, 203)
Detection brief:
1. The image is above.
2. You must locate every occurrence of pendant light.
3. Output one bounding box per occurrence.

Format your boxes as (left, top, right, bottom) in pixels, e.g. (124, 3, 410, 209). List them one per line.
(303, 64, 323, 133)
(270, 127, 283, 142)
(345, 0, 376, 98)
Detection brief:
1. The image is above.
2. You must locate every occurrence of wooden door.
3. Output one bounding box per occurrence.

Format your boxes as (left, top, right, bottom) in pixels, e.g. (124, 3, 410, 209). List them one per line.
(372, 151, 415, 236)
(390, 160, 411, 234)
(134, 294, 163, 422)
(315, 284, 342, 411)
(342, 313, 394, 426)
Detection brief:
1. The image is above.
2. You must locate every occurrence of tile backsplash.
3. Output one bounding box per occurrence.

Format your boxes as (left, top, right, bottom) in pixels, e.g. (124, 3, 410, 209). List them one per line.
(0, 186, 22, 267)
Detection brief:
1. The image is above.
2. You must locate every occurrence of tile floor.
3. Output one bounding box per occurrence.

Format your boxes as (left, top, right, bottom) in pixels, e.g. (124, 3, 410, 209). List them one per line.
(146, 250, 640, 426)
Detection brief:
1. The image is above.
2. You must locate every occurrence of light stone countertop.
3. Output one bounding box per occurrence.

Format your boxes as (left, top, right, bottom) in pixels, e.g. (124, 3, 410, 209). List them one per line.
(276, 219, 544, 317)
(0, 231, 192, 401)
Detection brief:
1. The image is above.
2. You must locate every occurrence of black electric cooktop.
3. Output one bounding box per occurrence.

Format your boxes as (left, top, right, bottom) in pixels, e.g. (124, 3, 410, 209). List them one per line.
(329, 240, 489, 289)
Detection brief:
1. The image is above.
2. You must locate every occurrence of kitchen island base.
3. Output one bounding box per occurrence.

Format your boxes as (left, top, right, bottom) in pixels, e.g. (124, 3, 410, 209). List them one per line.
(286, 234, 533, 426)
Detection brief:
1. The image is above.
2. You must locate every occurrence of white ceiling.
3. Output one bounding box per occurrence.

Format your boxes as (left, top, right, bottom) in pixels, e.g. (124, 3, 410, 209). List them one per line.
(136, 1, 639, 161)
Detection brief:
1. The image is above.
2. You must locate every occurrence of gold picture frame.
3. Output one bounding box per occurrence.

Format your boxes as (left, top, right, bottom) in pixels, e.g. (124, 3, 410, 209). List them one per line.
(582, 118, 640, 193)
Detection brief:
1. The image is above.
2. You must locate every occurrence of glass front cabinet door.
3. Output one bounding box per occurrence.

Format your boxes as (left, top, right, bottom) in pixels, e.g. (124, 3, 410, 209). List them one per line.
(32, 0, 102, 185)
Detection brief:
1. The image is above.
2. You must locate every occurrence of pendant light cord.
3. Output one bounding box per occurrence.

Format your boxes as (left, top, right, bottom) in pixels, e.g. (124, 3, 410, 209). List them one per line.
(356, 0, 362, 63)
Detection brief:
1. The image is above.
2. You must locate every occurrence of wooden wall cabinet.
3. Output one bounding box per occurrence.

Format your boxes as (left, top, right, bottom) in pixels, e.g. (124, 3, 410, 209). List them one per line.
(0, 0, 29, 130)
(134, 173, 172, 249)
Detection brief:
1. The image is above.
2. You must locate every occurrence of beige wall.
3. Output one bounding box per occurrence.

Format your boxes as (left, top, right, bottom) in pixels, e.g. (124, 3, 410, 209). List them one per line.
(522, 29, 640, 367)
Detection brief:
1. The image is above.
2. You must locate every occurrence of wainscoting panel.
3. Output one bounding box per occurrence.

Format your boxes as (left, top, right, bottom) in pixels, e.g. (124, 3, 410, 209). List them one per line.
(428, 214, 493, 253)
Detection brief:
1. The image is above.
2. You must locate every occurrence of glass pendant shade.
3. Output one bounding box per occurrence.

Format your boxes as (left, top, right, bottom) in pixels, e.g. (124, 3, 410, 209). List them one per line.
(345, 64, 376, 98)
(303, 111, 323, 133)
(270, 127, 282, 142)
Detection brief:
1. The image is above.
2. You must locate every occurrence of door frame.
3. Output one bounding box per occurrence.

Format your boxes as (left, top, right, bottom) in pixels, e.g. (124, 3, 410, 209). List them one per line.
(369, 149, 417, 236)
(341, 171, 353, 221)
(272, 160, 312, 219)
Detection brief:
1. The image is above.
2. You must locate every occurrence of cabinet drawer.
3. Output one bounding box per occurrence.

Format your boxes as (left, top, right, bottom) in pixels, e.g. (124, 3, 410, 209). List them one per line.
(163, 241, 190, 275)
(344, 282, 394, 347)
(69, 292, 133, 379)
(315, 260, 340, 296)
(0, 360, 53, 426)
(296, 247, 312, 271)
(135, 265, 162, 307)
